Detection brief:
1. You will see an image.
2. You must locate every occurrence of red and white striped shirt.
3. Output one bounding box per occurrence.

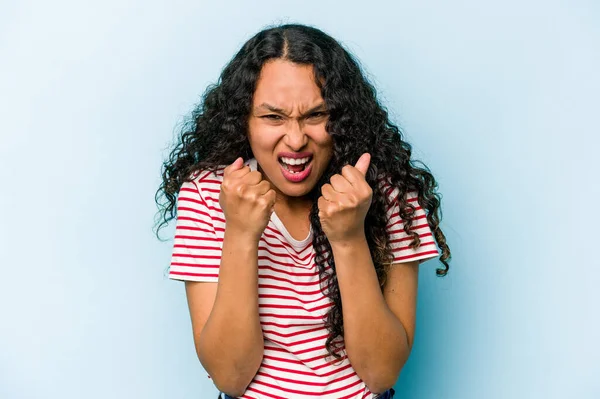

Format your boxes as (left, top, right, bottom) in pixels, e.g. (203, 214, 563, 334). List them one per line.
(169, 159, 440, 399)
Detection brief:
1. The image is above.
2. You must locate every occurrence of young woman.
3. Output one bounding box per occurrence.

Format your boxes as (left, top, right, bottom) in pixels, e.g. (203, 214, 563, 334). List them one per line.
(156, 23, 451, 399)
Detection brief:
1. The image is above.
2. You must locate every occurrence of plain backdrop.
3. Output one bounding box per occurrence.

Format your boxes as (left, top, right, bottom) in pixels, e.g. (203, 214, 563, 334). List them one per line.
(1, 0, 598, 398)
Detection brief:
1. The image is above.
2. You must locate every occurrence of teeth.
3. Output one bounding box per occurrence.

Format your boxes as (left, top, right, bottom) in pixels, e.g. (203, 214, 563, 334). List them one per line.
(283, 163, 298, 174)
(282, 163, 301, 173)
(280, 156, 310, 165)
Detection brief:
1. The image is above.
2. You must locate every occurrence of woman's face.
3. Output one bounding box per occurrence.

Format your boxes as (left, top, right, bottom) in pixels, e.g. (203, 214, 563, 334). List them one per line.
(248, 59, 333, 199)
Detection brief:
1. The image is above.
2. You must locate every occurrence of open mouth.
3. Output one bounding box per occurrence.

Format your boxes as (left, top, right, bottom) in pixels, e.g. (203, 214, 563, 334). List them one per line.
(278, 154, 314, 183)
(278, 156, 312, 174)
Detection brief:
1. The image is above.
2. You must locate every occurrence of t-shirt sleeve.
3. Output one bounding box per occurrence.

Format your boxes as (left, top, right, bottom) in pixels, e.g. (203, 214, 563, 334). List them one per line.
(385, 187, 441, 264)
(168, 180, 222, 282)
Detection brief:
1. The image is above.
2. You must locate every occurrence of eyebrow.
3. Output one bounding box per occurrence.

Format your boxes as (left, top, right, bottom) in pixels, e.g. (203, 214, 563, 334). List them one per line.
(256, 102, 328, 117)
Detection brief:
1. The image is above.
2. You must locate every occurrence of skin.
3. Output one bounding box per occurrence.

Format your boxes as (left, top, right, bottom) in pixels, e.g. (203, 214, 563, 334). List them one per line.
(247, 59, 334, 232)
(184, 59, 419, 396)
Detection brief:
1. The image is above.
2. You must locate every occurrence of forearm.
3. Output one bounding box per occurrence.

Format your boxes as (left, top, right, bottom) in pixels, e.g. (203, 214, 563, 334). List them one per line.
(331, 237, 410, 393)
(198, 229, 263, 395)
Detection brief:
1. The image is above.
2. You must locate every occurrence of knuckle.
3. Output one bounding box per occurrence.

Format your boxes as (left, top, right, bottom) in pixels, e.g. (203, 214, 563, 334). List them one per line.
(221, 180, 234, 193)
(319, 206, 328, 217)
(247, 189, 259, 201)
(251, 171, 262, 181)
(260, 195, 271, 206)
(236, 184, 247, 196)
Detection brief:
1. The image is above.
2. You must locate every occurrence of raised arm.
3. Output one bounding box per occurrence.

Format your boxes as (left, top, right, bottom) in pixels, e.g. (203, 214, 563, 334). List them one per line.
(185, 158, 276, 397)
(318, 153, 431, 393)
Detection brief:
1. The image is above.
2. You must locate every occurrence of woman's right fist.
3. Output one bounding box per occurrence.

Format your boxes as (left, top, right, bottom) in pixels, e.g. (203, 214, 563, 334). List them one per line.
(219, 158, 277, 241)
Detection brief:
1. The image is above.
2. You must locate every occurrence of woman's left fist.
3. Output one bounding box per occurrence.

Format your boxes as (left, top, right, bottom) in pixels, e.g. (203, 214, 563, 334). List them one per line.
(318, 153, 373, 244)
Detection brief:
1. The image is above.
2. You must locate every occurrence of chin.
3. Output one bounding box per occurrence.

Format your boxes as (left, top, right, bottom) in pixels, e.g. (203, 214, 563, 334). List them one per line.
(277, 181, 316, 197)
(266, 159, 323, 198)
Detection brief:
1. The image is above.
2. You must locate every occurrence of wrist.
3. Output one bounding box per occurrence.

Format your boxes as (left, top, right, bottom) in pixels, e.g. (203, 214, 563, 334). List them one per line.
(224, 226, 261, 248)
(329, 233, 368, 253)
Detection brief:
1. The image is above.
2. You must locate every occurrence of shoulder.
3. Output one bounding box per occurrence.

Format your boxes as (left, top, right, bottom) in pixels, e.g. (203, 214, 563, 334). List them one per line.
(375, 174, 419, 208)
(177, 166, 228, 229)
(192, 166, 227, 186)
(184, 158, 257, 195)
(180, 165, 227, 199)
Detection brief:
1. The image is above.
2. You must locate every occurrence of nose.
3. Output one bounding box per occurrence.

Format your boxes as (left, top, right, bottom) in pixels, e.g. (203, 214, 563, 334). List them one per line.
(284, 121, 308, 151)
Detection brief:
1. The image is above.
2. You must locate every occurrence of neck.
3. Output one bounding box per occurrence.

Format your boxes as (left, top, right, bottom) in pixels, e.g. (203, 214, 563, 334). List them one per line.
(274, 191, 312, 213)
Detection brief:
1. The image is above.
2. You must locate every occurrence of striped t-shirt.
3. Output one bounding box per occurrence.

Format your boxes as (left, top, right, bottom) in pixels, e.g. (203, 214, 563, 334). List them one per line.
(169, 159, 440, 399)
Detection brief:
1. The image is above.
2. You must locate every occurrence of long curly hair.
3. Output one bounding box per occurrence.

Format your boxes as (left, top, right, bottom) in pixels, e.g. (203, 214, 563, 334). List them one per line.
(155, 23, 451, 358)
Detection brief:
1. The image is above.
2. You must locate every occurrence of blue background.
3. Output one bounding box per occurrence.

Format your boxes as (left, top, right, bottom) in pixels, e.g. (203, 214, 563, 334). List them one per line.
(1, 0, 598, 398)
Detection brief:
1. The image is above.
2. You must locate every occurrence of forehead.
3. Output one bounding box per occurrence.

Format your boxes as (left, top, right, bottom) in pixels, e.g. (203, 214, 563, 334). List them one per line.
(253, 59, 323, 106)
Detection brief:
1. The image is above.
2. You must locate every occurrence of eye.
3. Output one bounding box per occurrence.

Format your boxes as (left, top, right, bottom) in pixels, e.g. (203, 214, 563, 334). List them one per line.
(308, 112, 327, 119)
(261, 114, 283, 121)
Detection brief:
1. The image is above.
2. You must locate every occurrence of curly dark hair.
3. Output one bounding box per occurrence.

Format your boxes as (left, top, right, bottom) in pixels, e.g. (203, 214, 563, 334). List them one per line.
(155, 23, 451, 359)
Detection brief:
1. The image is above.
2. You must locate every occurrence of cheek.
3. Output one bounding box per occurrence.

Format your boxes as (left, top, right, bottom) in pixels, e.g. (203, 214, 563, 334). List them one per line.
(305, 123, 332, 146)
(320, 134, 334, 163)
(248, 122, 280, 152)
(316, 132, 334, 156)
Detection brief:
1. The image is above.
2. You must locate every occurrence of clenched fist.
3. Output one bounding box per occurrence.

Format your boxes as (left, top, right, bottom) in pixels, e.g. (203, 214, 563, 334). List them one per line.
(318, 153, 373, 244)
(220, 158, 277, 241)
